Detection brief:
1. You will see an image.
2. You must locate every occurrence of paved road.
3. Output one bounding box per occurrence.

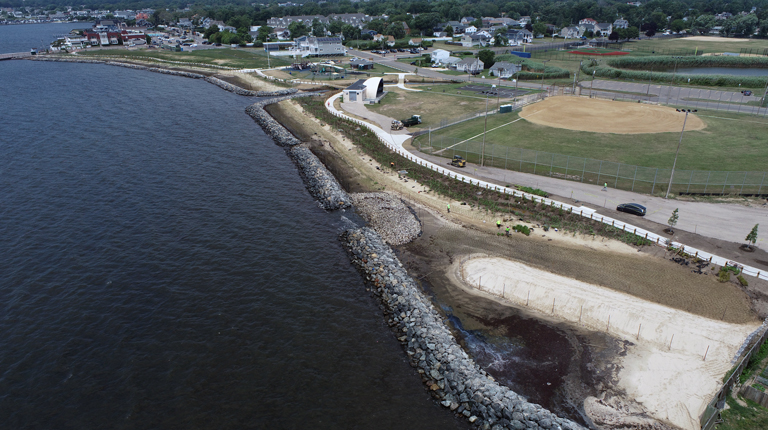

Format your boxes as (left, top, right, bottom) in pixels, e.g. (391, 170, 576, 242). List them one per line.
(412, 148, 768, 247)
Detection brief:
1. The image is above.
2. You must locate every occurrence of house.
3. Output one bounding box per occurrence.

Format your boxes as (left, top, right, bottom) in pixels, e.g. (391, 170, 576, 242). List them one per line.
(342, 77, 385, 104)
(715, 12, 733, 20)
(328, 13, 373, 28)
(220, 25, 237, 33)
(267, 15, 328, 28)
(385, 35, 396, 46)
(545, 24, 557, 34)
(579, 23, 595, 35)
(614, 18, 629, 29)
(461, 17, 475, 25)
(489, 61, 522, 78)
(440, 56, 461, 67)
(408, 38, 422, 46)
(560, 26, 581, 38)
(350, 58, 374, 69)
(433, 31, 448, 37)
(626, 1, 641, 6)
(294, 36, 345, 56)
(177, 18, 192, 28)
(402, 21, 410, 35)
(249, 25, 261, 38)
(464, 25, 477, 34)
(595, 23, 612, 37)
(455, 57, 484, 74)
(506, 29, 533, 44)
(372, 33, 385, 42)
(446, 20, 465, 34)
(273, 27, 291, 39)
(519, 16, 531, 25)
(430, 48, 450, 63)
(579, 18, 598, 26)
(461, 33, 489, 47)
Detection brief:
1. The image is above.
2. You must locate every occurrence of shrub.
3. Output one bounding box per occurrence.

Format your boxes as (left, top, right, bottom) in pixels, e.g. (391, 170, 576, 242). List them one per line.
(518, 186, 548, 197)
(513, 224, 531, 236)
(738, 275, 749, 286)
(718, 268, 732, 283)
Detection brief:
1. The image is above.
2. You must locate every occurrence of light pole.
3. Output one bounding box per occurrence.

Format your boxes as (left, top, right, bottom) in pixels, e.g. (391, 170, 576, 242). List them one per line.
(665, 109, 697, 199)
(480, 84, 495, 167)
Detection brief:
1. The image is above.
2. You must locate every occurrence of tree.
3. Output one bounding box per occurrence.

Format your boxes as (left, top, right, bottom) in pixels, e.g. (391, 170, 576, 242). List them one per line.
(288, 21, 309, 38)
(670, 19, 686, 33)
(532, 22, 546, 37)
(311, 18, 325, 37)
(477, 49, 495, 69)
(386, 22, 406, 39)
(204, 24, 220, 40)
(609, 30, 620, 41)
(145, 34, 152, 45)
(494, 32, 508, 46)
(445, 24, 454, 37)
(745, 224, 759, 250)
(626, 26, 640, 39)
(667, 208, 679, 234)
(328, 19, 343, 36)
(645, 28, 656, 38)
(256, 26, 272, 43)
(341, 24, 361, 41)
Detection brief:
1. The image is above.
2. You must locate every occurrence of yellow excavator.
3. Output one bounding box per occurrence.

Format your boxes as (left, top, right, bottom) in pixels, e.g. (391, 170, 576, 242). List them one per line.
(450, 155, 466, 167)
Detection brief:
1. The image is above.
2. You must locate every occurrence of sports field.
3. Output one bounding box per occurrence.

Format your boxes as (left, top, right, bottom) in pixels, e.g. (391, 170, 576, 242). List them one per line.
(417, 96, 768, 172)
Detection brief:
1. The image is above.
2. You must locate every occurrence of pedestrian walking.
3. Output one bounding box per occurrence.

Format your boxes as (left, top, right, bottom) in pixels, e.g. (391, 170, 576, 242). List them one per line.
(602, 182, 607, 191)
(497, 220, 502, 229)
(505, 226, 510, 236)
(447, 203, 450, 213)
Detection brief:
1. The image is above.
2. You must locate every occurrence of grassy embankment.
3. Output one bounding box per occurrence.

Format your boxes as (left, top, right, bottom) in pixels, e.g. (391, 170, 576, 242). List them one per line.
(298, 94, 651, 246)
(77, 47, 290, 69)
(415, 107, 768, 173)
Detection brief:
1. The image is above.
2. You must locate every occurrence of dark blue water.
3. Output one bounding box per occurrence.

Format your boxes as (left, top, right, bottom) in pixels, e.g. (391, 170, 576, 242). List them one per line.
(0, 58, 465, 428)
(0, 22, 89, 54)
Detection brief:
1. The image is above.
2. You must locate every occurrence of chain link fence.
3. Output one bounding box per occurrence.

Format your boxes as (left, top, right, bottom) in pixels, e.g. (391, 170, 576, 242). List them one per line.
(417, 136, 768, 196)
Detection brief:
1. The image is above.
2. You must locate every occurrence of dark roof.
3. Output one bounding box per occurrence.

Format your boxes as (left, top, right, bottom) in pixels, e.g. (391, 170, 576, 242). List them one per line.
(316, 37, 342, 43)
(346, 79, 367, 90)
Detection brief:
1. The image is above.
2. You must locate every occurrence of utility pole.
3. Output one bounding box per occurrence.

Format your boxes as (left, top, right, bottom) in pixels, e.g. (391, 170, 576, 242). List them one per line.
(666, 109, 696, 199)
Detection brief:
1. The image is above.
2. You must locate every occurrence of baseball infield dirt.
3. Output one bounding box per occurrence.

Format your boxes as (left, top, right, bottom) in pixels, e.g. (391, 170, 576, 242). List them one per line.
(520, 96, 707, 134)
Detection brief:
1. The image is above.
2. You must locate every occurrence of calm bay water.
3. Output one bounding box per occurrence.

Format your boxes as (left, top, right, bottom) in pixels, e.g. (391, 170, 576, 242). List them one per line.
(0, 31, 465, 429)
(0, 22, 89, 54)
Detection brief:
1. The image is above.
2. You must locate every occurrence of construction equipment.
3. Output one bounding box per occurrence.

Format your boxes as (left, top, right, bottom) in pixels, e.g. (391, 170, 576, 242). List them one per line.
(401, 115, 422, 127)
(391, 120, 404, 130)
(450, 155, 466, 167)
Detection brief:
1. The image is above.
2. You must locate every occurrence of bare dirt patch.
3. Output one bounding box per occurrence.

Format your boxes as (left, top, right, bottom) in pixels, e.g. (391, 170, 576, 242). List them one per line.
(685, 36, 753, 42)
(459, 256, 759, 430)
(520, 96, 707, 134)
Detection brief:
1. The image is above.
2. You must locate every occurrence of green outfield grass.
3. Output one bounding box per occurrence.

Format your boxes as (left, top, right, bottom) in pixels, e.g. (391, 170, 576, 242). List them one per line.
(415, 105, 768, 172)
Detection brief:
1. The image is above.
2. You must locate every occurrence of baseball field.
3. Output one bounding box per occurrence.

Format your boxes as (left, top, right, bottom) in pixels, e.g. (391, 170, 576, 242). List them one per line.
(418, 96, 768, 173)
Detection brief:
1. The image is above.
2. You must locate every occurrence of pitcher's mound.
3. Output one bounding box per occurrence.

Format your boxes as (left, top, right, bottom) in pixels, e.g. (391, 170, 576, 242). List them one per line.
(520, 96, 706, 134)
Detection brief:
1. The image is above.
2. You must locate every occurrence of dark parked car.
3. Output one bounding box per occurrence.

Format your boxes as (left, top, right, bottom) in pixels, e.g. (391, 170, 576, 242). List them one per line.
(617, 203, 646, 216)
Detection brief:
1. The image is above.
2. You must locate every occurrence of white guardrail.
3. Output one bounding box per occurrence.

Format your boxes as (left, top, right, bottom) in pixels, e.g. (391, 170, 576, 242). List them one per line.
(324, 93, 768, 283)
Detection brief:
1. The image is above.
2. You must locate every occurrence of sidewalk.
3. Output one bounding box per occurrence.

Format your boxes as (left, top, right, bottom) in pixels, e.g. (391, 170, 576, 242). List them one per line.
(325, 92, 768, 281)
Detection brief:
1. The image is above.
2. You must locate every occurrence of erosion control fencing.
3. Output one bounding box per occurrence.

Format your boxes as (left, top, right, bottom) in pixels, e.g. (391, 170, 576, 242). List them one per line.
(417, 139, 768, 197)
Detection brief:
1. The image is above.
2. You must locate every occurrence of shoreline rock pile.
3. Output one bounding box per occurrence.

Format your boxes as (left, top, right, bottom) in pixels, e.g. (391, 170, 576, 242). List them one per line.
(342, 226, 586, 430)
(204, 76, 297, 97)
(28, 56, 205, 78)
(245, 95, 350, 210)
(350, 193, 421, 245)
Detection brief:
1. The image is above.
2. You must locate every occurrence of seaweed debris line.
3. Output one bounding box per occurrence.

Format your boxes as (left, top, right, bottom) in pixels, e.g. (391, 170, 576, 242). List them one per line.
(342, 226, 586, 430)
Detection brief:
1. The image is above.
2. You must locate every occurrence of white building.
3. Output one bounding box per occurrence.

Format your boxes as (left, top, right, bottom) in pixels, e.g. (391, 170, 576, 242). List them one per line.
(430, 49, 450, 63)
(343, 77, 385, 104)
(294, 36, 345, 56)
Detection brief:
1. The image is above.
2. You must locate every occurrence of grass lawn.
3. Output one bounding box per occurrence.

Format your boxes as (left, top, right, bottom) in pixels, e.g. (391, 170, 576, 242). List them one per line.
(626, 36, 768, 56)
(77, 47, 291, 69)
(431, 41, 475, 53)
(366, 87, 515, 129)
(416, 106, 768, 172)
(717, 396, 768, 430)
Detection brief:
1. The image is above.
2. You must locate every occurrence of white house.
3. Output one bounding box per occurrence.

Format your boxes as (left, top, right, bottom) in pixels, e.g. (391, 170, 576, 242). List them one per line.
(560, 26, 581, 38)
(455, 57, 484, 74)
(507, 29, 533, 44)
(294, 36, 345, 56)
(464, 25, 477, 34)
(613, 18, 629, 29)
(595, 23, 613, 37)
(489, 61, 521, 78)
(430, 48, 450, 63)
(440, 56, 461, 67)
(579, 18, 597, 26)
(461, 33, 489, 47)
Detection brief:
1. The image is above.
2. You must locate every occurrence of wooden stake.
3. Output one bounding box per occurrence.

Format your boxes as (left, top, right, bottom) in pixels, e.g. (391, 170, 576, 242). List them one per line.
(526, 290, 530, 306)
(669, 334, 674, 350)
(579, 304, 583, 323)
(637, 324, 641, 340)
(552, 298, 556, 314)
(703, 345, 710, 361)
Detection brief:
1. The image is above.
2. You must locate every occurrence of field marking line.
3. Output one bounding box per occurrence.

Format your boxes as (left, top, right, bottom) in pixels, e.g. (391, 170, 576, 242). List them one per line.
(434, 110, 543, 154)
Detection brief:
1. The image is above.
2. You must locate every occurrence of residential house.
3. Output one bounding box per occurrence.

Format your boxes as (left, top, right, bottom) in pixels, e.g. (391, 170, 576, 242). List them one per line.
(267, 15, 328, 28)
(455, 57, 484, 74)
(559, 26, 581, 38)
(294, 36, 345, 56)
(461, 33, 489, 47)
(578, 18, 597, 26)
(460, 17, 475, 25)
(372, 33, 385, 42)
(518, 16, 531, 25)
(249, 25, 261, 38)
(579, 23, 595, 35)
(613, 18, 629, 29)
(430, 48, 450, 63)
(446, 20, 466, 33)
(433, 31, 448, 37)
(177, 18, 192, 28)
(464, 25, 477, 34)
(385, 35, 396, 46)
(328, 13, 373, 28)
(489, 61, 522, 78)
(595, 23, 612, 37)
(440, 56, 461, 67)
(626, 1, 642, 6)
(350, 58, 374, 69)
(273, 27, 291, 39)
(408, 38, 422, 46)
(715, 12, 733, 20)
(545, 24, 557, 34)
(402, 21, 410, 35)
(220, 24, 237, 33)
(506, 29, 532, 44)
